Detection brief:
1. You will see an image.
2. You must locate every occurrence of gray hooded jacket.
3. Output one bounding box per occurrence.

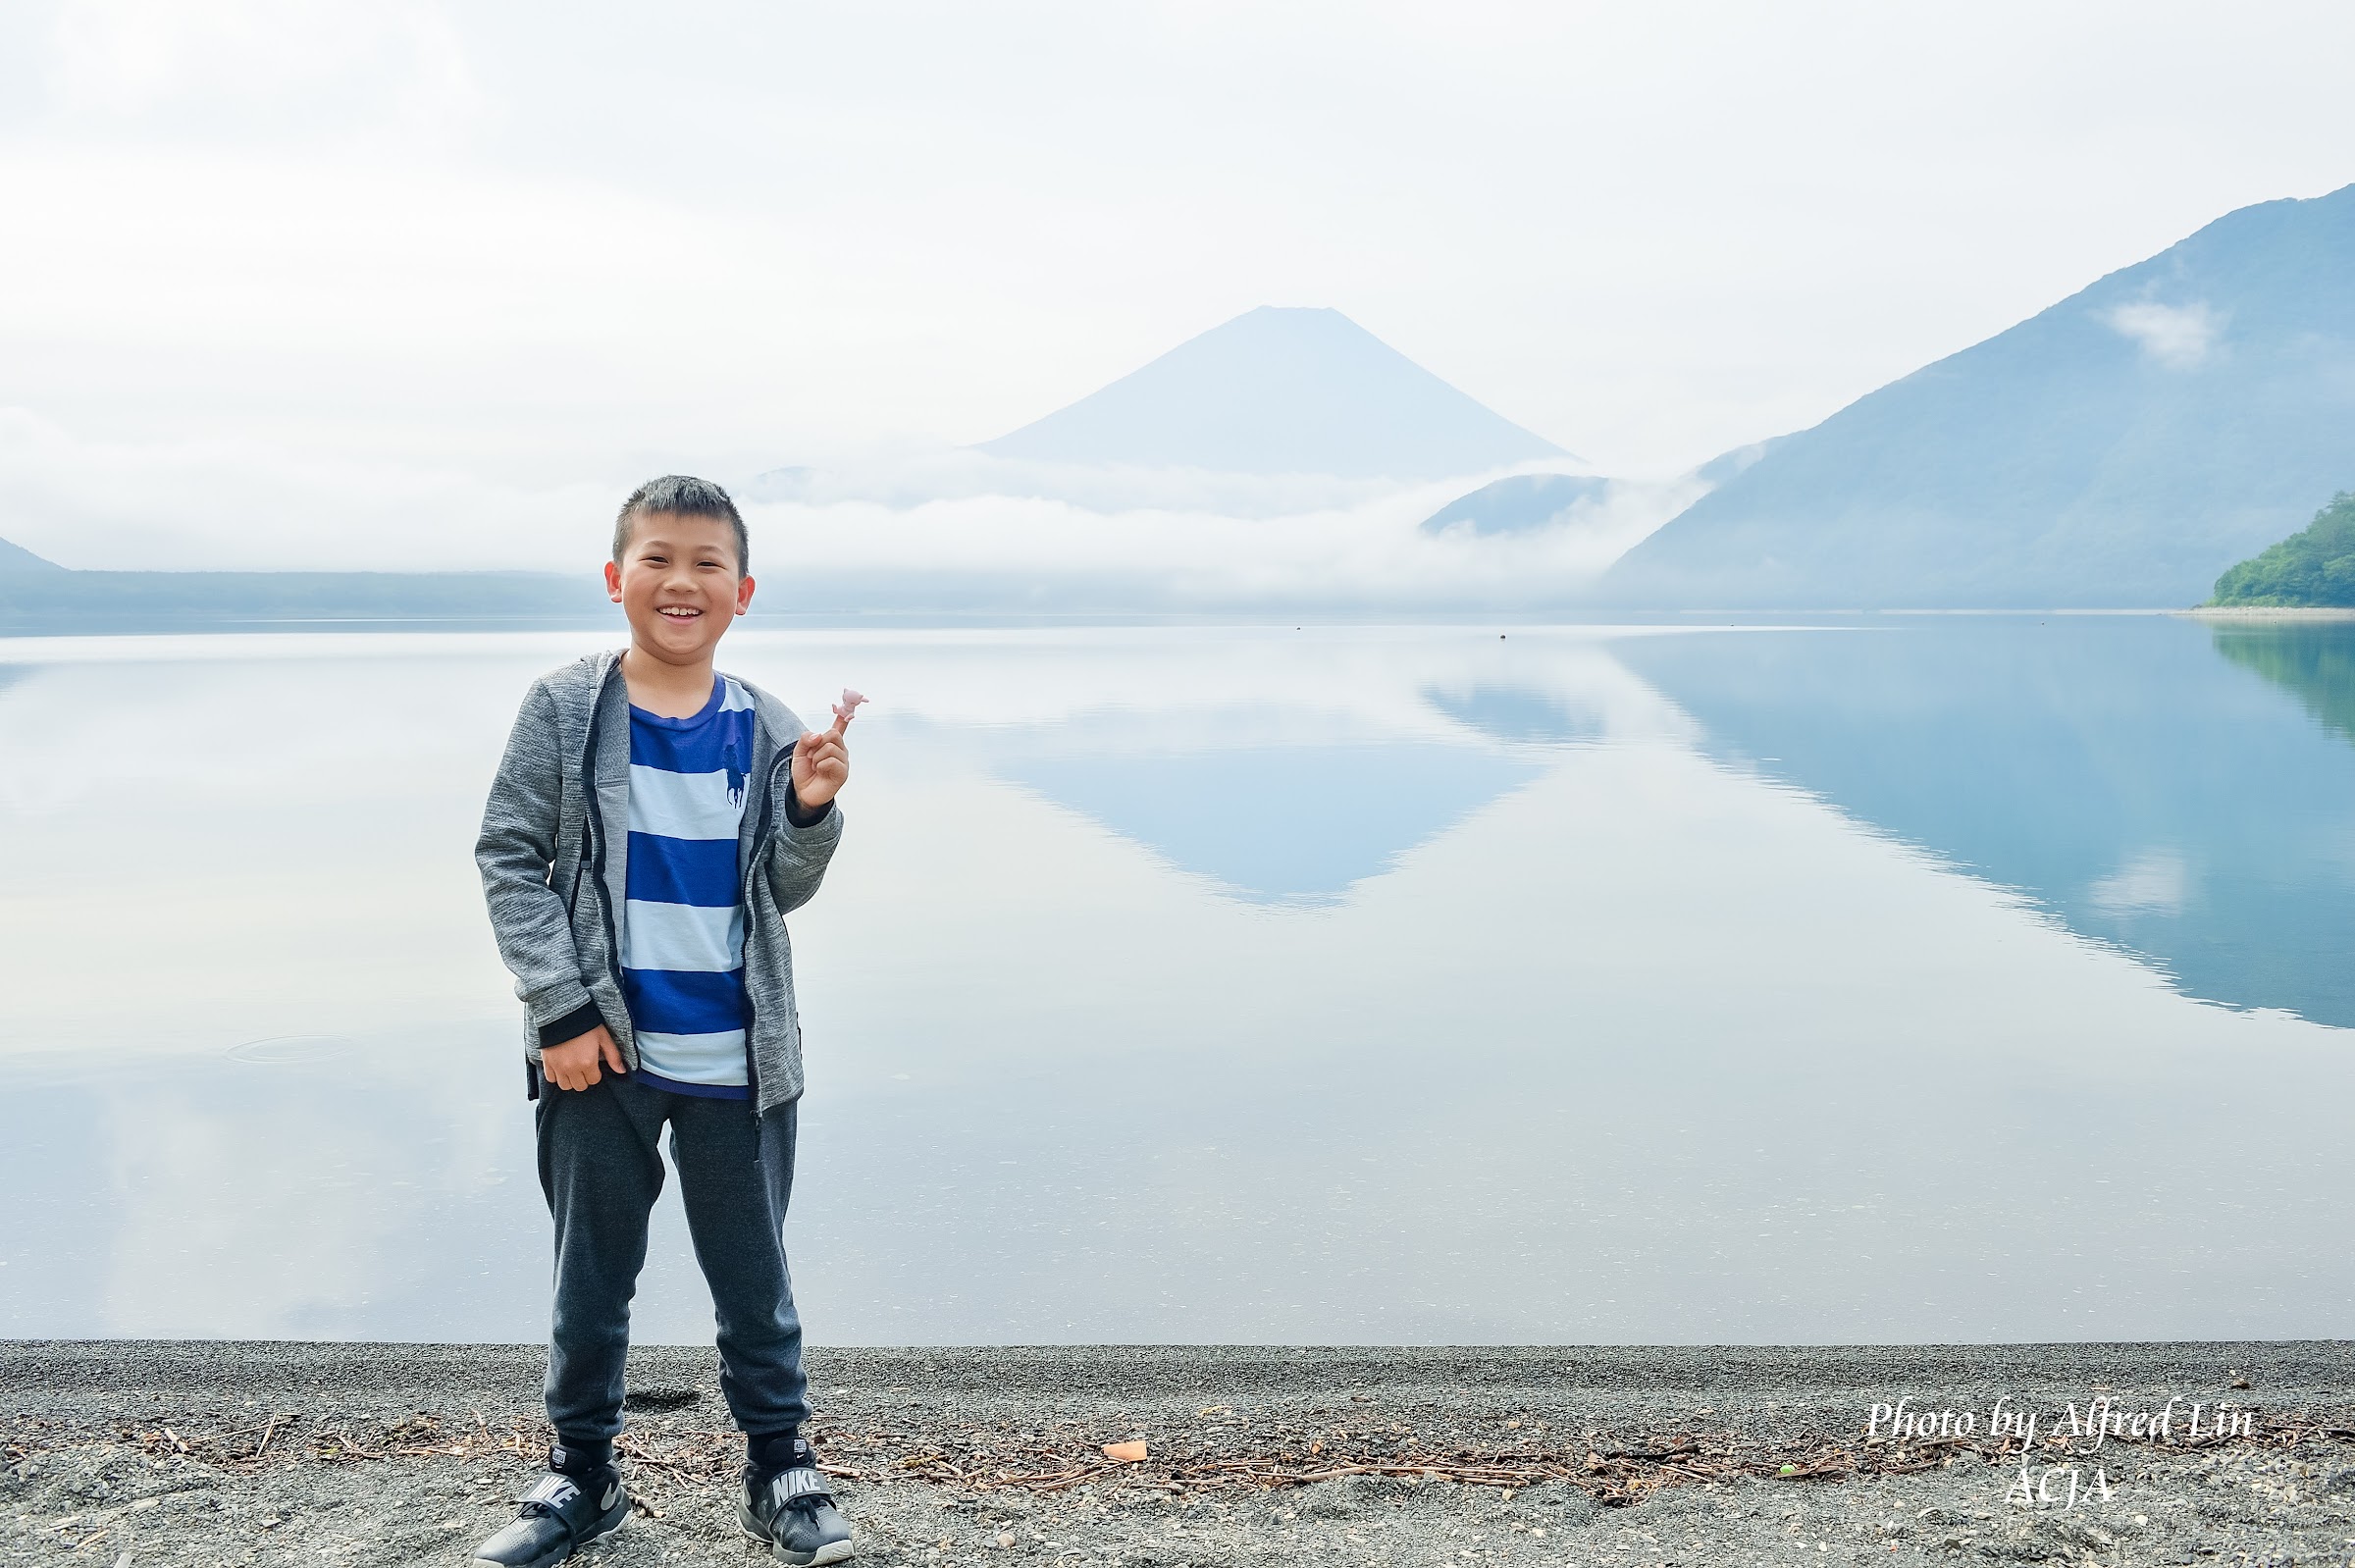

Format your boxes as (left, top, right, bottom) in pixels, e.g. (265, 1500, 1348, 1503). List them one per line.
(474, 651, 843, 1115)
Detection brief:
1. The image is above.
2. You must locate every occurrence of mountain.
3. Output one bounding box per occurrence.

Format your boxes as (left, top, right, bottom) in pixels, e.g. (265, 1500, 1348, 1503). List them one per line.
(1418, 473, 1609, 536)
(2209, 492, 2355, 605)
(1692, 436, 1786, 487)
(0, 566, 616, 636)
(1601, 183, 2355, 607)
(979, 305, 1570, 481)
(0, 536, 64, 573)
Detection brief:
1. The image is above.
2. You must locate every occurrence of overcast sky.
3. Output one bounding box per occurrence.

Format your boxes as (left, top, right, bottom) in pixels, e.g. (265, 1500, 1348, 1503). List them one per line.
(4, 0, 2354, 569)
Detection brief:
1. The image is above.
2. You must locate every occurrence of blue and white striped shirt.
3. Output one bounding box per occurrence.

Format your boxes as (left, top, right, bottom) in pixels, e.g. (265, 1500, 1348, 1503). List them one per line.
(621, 674, 758, 1098)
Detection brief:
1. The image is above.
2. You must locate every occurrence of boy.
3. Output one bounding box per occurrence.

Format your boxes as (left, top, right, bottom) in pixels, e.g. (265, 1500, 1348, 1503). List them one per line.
(472, 475, 856, 1567)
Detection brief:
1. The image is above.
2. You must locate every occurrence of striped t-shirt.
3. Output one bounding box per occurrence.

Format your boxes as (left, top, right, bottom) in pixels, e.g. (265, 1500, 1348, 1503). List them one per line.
(621, 674, 757, 1098)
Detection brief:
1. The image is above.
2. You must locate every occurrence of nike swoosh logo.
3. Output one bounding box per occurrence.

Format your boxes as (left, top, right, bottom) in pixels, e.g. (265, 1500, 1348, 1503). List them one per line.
(601, 1482, 622, 1510)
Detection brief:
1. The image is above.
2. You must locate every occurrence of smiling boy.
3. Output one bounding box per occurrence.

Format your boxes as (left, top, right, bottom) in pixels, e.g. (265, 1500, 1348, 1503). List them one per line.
(473, 476, 856, 1566)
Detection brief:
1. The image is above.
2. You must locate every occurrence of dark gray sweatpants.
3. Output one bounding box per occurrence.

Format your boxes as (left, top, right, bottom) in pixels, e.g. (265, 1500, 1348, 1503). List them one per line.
(535, 1073, 808, 1444)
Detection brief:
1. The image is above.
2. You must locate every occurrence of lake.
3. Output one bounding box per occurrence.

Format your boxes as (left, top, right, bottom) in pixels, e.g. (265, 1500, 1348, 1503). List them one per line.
(3, 615, 2352, 1345)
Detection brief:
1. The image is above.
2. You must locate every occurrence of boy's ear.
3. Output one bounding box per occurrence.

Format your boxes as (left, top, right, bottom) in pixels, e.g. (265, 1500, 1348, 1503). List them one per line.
(736, 574, 757, 616)
(604, 560, 623, 603)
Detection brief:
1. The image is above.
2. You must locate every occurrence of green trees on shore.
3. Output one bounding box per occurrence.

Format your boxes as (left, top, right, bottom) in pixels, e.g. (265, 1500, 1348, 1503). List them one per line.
(2210, 493, 2355, 606)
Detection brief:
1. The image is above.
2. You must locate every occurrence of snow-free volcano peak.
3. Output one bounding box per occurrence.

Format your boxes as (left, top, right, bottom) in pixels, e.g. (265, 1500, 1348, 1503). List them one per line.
(980, 306, 1571, 482)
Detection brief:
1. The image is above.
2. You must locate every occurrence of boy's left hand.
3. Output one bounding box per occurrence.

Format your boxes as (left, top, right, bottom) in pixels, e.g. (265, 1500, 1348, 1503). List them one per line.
(791, 726, 850, 810)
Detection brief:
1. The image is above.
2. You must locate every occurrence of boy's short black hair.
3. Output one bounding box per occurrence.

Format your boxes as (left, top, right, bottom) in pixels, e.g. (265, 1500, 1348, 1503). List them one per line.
(612, 475, 749, 575)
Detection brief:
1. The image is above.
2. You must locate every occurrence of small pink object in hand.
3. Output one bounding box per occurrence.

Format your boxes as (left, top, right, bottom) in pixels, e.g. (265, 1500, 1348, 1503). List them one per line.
(831, 688, 867, 731)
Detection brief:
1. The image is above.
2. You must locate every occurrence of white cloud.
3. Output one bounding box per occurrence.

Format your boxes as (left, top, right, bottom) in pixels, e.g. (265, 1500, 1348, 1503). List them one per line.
(0, 406, 607, 571)
(0, 401, 1702, 605)
(2103, 300, 2223, 369)
(731, 473, 1702, 611)
(47, 0, 480, 141)
(743, 443, 1407, 519)
(2088, 850, 2189, 916)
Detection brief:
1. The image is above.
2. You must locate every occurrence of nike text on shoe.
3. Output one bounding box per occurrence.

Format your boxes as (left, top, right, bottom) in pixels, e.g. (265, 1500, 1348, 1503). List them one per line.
(741, 1461, 855, 1565)
(473, 1464, 628, 1568)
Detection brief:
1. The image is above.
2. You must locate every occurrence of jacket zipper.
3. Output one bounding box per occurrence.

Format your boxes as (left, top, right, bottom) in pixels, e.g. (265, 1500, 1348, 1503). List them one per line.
(739, 744, 797, 1125)
(578, 656, 632, 1071)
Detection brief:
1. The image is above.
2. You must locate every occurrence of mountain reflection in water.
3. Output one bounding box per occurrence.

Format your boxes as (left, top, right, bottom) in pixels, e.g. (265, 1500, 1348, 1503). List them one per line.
(1615, 614, 2355, 1028)
(999, 743, 1544, 904)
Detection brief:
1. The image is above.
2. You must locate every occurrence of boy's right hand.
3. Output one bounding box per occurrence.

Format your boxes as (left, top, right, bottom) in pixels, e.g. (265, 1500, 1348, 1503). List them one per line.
(542, 1024, 627, 1091)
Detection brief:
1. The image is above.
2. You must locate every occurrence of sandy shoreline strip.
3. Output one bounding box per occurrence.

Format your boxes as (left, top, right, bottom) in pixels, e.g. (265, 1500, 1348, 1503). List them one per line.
(6, 1340, 2353, 1566)
(2177, 604, 2355, 620)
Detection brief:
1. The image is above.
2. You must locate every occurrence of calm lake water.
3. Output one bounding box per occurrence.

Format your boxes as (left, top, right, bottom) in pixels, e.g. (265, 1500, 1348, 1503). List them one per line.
(3, 616, 2352, 1345)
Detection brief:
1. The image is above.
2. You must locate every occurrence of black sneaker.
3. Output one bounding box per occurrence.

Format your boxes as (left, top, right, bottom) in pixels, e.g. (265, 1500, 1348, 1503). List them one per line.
(472, 1448, 628, 1568)
(740, 1437, 854, 1565)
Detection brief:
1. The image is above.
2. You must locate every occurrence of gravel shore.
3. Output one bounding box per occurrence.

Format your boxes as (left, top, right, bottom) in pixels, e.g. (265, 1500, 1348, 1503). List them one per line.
(5, 1341, 2352, 1567)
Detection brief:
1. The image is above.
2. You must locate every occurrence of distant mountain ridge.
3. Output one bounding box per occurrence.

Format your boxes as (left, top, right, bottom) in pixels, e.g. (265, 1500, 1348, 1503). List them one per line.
(0, 540, 615, 635)
(0, 536, 63, 574)
(1419, 473, 1610, 536)
(1602, 183, 2355, 607)
(980, 305, 1570, 481)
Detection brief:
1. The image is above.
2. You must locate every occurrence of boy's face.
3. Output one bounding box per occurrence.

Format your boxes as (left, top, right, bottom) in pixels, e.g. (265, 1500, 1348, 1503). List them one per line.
(603, 512, 755, 665)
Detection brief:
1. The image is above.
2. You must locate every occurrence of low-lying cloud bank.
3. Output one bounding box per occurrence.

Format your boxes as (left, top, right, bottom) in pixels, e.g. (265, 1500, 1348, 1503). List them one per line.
(0, 408, 1702, 610)
(0, 407, 609, 575)
(738, 477, 1701, 612)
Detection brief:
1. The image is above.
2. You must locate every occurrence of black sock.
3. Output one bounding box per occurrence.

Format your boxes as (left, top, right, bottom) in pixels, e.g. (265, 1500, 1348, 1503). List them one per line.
(550, 1437, 614, 1475)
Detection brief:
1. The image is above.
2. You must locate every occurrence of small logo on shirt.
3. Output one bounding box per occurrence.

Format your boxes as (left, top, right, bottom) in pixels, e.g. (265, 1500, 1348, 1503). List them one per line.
(723, 740, 746, 805)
